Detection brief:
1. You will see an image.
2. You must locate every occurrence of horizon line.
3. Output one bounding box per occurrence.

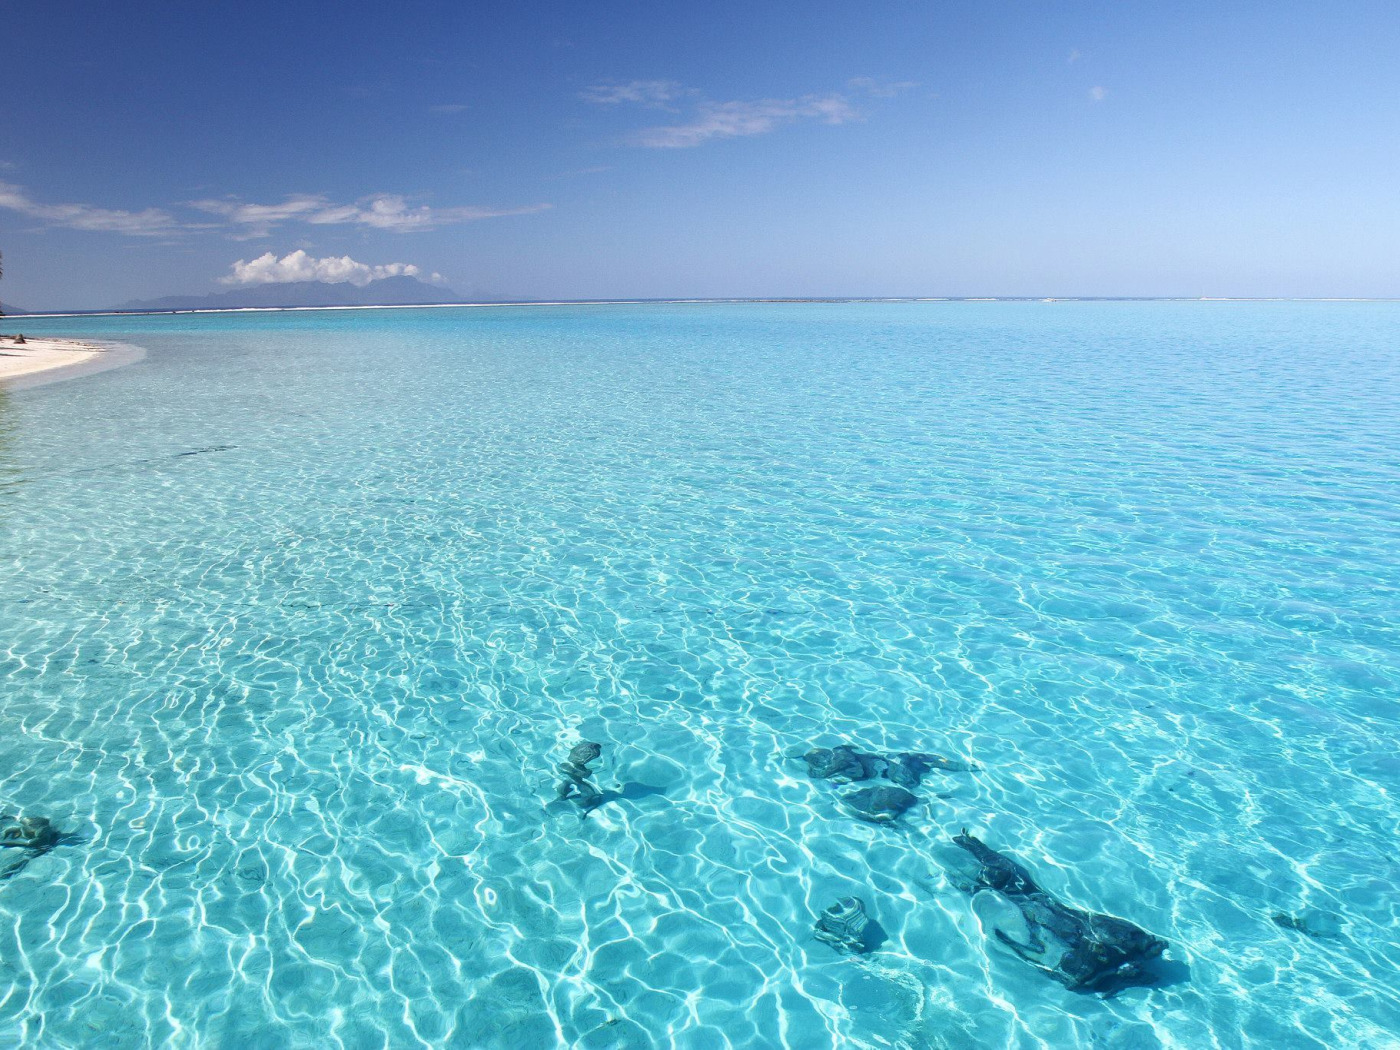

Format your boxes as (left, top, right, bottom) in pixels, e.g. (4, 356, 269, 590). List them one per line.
(10, 294, 1400, 319)
(8, 295, 1400, 320)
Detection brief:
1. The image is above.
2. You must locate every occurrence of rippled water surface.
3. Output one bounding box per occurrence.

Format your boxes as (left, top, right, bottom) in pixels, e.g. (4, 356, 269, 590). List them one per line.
(2, 303, 1399, 1048)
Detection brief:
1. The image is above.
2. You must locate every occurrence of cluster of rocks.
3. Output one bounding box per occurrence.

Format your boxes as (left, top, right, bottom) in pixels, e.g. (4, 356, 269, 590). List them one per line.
(797, 744, 1177, 996)
(801, 743, 970, 825)
(549, 736, 1180, 993)
(803, 743, 970, 957)
(802, 745, 972, 787)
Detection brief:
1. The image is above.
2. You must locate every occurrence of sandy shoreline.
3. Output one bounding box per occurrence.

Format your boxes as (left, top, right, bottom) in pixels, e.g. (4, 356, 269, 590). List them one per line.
(0, 335, 110, 385)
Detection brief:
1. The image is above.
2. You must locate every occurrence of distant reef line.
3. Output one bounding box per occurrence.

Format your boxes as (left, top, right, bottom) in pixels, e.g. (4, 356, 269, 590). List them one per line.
(14, 295, 1400, 319)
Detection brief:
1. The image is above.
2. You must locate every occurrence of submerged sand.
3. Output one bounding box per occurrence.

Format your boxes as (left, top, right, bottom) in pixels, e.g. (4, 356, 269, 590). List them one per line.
(0, 335, 106, 385)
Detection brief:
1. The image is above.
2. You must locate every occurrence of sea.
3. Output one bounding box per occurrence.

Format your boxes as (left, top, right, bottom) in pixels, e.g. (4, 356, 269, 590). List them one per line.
(1, 302, 1398, 1048)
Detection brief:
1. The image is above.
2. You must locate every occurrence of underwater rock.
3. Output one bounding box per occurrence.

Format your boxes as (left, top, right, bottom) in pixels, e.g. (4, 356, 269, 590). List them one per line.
(559, 741, 601, 779)
(891, 751, 974, 781)
(1272, 909, 1344, 941)
(0, 815, 63, 882)
(813, 896, 886, 955)
(883, 753, 944, 788)
(842, 785, 919, 824)
(803, 746, 872, 782)
(0, 815, 60, 853)
(949, 831, 1169, 995)
(556, 741, 604, 808)
(802, 745, 972, 788)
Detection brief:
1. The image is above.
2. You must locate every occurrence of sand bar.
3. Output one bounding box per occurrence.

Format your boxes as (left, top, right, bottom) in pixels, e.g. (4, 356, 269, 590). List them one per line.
(0, 335, 108, 386)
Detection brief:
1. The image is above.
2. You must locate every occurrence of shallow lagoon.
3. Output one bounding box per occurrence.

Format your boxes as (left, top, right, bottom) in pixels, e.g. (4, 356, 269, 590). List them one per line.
(2, 302, 1398, 1047)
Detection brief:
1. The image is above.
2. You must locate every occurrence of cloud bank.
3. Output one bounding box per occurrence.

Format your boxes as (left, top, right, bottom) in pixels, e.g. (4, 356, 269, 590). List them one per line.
(634, 95, 859, 148)
(580, 80, 685, 107)
(192, 193, 551, 237)
(220, 250, 438, 287)
(584, 77, 913, 148)
(846, 76, 920, 99)
(0, 181, 180, 236)
(0, 182, 549, 239)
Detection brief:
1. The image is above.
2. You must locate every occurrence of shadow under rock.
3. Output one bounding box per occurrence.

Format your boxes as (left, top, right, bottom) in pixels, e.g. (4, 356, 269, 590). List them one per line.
(548, 782, 668, 822)
(1140, 955, 1192, 990)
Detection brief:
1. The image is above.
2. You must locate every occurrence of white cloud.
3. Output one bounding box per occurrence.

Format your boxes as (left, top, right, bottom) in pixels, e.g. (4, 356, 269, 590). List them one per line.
(586, 80, 897, 148)
(1089, 85, 1108, 101)
(0, 181, 181, 236)
(1069, 49, 1083, 64)
(0, 182, 550, 241)
(188, 195, 330, 239)
(430, 103, 470, 114)
(581, 80, 684, 107)
(548, 165, 613, 180)
(633, 94, 859, 148)
(219, 250, 427, 287)
(313, 194, 550, 231)
(846, 76, 919, 99)
(194, 196, 326, 224)
(191, 193, 550, 236)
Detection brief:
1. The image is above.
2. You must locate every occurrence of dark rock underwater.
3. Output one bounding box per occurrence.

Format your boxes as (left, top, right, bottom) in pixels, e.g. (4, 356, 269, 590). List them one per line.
(949, 831, 1170, 995)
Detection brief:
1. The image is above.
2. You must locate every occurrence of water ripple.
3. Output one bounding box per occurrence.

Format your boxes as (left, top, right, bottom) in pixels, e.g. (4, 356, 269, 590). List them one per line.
(1, 303, 1398, 1047)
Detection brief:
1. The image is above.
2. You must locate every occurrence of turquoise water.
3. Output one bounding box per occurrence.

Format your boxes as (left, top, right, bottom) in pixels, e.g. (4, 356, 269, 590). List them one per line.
(2, 302, 1399, 1048)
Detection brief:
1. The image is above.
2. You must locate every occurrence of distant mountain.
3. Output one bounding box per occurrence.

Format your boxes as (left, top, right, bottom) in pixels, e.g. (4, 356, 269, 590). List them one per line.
(0, 303, 29, 316)
(115, 275, 461, 312)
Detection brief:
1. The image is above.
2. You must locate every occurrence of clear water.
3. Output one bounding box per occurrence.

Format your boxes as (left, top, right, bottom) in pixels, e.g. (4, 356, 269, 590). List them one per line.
(2, 303, 1398, 1048)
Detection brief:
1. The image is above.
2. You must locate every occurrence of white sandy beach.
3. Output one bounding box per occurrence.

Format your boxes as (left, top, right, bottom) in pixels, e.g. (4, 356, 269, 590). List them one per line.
(0, 335, 107, 385)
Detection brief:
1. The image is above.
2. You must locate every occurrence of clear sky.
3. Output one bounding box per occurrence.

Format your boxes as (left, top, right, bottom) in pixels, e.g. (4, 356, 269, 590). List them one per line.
(3, 1, 1398, 309)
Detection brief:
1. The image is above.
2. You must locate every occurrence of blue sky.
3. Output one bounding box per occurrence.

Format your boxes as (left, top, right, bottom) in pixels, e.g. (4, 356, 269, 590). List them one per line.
(3, 1, 1398, 309)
